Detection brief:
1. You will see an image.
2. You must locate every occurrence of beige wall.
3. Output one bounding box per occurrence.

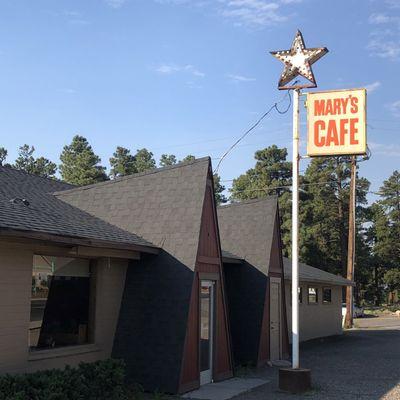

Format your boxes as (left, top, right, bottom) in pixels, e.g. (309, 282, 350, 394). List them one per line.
(285, 281, 343, 343)
(0, 242, 128, 375)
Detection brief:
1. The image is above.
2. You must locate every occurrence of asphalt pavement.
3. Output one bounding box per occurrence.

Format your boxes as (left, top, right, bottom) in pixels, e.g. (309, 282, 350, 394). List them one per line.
(230, 315, 400, 400)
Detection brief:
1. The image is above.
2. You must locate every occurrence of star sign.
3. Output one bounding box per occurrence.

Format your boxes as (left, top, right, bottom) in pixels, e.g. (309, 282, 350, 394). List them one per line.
(270, 30, 328, 90)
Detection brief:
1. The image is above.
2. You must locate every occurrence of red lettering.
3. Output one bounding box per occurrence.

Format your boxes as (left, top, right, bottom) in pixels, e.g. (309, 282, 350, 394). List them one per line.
(349, 118, 359, 144)
(333, 98, 341, 115)
(339, 119, 348, 145)
(314, 100, 325, 116)
(326, 120, 339, 146)
(314, 120, 325, 147)
(325, 100, 333, 115)
(350, 97, 358, 113)
(340, 97, 349, 114)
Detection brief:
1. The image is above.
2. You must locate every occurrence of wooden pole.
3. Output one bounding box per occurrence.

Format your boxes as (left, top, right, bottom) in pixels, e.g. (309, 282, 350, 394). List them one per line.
(344, 156, 356, 329)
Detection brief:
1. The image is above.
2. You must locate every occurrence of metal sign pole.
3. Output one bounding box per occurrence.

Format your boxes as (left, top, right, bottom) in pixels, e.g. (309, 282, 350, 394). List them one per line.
(292, 88, 300, 369)
(272, 30, 328, 393)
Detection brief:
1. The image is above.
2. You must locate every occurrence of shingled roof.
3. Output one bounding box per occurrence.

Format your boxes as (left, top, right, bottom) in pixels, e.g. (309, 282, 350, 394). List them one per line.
(217, 197, 278, 275)
(0, 166, 156, 251)
(55, 157, 211, 270)
(283, 257, 353, 286)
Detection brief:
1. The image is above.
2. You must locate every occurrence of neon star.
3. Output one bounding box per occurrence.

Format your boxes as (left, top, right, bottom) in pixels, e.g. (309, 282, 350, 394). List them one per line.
(270, 30, 328, 89)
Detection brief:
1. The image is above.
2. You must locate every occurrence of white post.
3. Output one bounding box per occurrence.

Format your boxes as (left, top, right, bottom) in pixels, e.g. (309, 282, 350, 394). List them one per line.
(292, 88, 300, 369)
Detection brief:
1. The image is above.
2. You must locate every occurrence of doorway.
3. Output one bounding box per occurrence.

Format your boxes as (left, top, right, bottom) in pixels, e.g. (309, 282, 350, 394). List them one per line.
(270, 278, 281, 361)
(200, 280, 215, 385)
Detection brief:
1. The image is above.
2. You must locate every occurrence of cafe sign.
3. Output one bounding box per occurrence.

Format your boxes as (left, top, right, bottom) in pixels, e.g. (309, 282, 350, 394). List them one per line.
(306, 88, 367, 156)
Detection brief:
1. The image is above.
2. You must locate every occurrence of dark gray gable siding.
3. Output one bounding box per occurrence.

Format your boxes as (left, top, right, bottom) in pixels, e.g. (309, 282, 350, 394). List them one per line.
(218, 197, 278, 275)
(55, 158, 211, 393)
(55, 158, 210, 271)
(218, 197, 278, 366)
(0, 166, 153, 248)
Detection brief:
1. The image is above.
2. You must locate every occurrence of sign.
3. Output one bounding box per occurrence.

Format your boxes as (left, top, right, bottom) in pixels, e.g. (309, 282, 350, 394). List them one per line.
(306, 89, 367, 156)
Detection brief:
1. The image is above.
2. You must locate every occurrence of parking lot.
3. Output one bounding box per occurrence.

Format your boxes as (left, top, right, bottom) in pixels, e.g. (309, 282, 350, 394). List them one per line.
(232, 315, 400, 400)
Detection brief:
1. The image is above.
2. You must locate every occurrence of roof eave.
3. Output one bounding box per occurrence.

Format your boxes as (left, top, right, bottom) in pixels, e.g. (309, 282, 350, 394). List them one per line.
(0, 228, 160, 255)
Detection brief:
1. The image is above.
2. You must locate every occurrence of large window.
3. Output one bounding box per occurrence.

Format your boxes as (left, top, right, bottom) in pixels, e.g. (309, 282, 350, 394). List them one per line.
(323, 287, 332, 304)
(30, 255, 92, 351)
(308, 286, 318, 304)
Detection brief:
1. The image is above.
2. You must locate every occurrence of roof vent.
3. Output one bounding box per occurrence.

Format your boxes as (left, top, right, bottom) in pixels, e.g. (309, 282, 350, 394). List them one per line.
(10, 198, 30, 206)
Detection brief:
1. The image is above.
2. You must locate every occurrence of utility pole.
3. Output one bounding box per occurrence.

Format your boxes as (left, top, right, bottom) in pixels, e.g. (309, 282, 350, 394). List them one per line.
(345, 156, 356, 329)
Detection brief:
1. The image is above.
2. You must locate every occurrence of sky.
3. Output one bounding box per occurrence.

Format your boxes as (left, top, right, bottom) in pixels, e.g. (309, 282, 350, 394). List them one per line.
(0, 0, 399, 199)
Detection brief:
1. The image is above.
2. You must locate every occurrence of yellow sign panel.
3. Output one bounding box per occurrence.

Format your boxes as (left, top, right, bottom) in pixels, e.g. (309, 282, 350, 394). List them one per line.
(306, 89, 367, 157)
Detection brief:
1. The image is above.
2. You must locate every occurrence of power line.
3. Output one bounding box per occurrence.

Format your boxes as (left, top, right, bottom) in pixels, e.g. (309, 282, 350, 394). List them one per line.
(227, 180, 344, 194)
(214, 90, 292, 173)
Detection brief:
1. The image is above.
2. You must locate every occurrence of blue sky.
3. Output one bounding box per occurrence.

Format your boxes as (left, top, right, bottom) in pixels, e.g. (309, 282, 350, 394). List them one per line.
(0, 0, 399, 198)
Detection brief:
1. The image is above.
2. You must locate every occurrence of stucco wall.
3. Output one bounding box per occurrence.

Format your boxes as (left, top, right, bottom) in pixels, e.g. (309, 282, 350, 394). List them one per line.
(285, 282, 343, 343)
(0, 242, 128, 375)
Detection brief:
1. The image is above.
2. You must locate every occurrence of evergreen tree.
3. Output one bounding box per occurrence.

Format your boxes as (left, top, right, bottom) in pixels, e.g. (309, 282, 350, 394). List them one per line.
(133, 148, 156, 173)
(13, 144, 57, 178)
(213, 174, 227, 205)
(301, 157, 370, 275)
(378, 170, 400, 265)
(59, 135, 107, 185)
(109, 146, 136, 178)
(159, 154, 177, 167)
(181, 155, 196, 162)
(0, 147, 7, 165)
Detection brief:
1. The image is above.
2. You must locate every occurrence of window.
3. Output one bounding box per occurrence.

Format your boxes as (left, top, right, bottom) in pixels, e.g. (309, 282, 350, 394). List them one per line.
(30, 255, 92, 351)
(323, 287, 332, 304)
(308, 286, 318, 304)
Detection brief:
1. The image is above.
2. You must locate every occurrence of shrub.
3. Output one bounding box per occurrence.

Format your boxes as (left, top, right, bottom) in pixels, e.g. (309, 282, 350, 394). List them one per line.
(0, 359, 127, 400)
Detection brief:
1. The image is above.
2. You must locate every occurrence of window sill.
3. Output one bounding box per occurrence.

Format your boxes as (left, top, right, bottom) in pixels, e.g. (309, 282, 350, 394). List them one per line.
(28, 344, 100, 362)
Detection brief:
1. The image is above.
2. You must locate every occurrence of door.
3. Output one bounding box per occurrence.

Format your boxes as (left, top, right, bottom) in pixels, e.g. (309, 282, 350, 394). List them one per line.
(270, 278, 281, 361)
(200, 280, 215, 385)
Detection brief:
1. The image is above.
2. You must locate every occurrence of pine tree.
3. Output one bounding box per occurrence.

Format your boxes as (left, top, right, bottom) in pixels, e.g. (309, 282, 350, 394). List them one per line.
(59, 135, 107, 185)
(109, 146, 136, 178)
(133, 148, 156, 173)
(159, 154, 177, 167)
(213, 174, 227, 205)
(301, 156, 370, 275)
(13, 145, 57, 178)
(0, 147, 7, 165)
(181, 155, 196, 162)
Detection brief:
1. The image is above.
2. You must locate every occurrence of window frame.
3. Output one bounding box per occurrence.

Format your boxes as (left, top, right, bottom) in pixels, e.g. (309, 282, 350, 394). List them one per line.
(322, 287, 332, 304)
(307, 286, 318, 305)
(29, 254, 96, 353)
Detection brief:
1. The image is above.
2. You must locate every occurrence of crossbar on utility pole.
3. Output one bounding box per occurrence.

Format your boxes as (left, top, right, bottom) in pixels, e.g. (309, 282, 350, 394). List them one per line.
(345, 156, 356, 329)
(292, 88, 300, 369)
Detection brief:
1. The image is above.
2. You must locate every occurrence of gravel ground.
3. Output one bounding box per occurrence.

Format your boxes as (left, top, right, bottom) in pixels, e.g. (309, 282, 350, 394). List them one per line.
(231, 316, 400, 400)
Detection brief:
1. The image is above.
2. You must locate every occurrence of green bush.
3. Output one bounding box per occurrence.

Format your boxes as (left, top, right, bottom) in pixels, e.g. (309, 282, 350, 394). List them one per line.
(0, 359, 127, 400)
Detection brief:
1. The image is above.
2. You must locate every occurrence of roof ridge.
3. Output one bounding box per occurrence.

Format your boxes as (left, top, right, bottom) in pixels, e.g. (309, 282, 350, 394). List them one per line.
(53, 156, 211, 196)
(0, 165, 74, 189)
(218, 196, 278, 209)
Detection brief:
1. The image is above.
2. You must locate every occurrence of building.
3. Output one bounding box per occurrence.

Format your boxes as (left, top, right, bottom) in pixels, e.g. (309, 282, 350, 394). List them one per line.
(218, 197, 353, 367)
(0, 158, 232, 394)
(283, 257, 353, 342)
(218, 198, 290, 367)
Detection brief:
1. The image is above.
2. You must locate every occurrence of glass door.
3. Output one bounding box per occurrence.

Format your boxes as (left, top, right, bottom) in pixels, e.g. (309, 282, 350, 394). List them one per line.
(200, 280, 215, 385)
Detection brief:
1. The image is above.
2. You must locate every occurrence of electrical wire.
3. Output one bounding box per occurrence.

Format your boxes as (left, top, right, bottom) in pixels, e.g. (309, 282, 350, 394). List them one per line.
(214, 90, 292, 174)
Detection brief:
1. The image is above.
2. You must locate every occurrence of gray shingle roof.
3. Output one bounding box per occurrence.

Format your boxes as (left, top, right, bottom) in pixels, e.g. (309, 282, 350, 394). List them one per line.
(283, 257, 353, 286)
(55, 157, 211, 270)
(0, 166, 156, 250)
(217, 197, 278, 275)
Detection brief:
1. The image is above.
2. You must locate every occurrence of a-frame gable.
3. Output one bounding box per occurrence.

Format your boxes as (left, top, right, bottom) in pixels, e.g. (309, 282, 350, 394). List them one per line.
(179, 169, 233, 393)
